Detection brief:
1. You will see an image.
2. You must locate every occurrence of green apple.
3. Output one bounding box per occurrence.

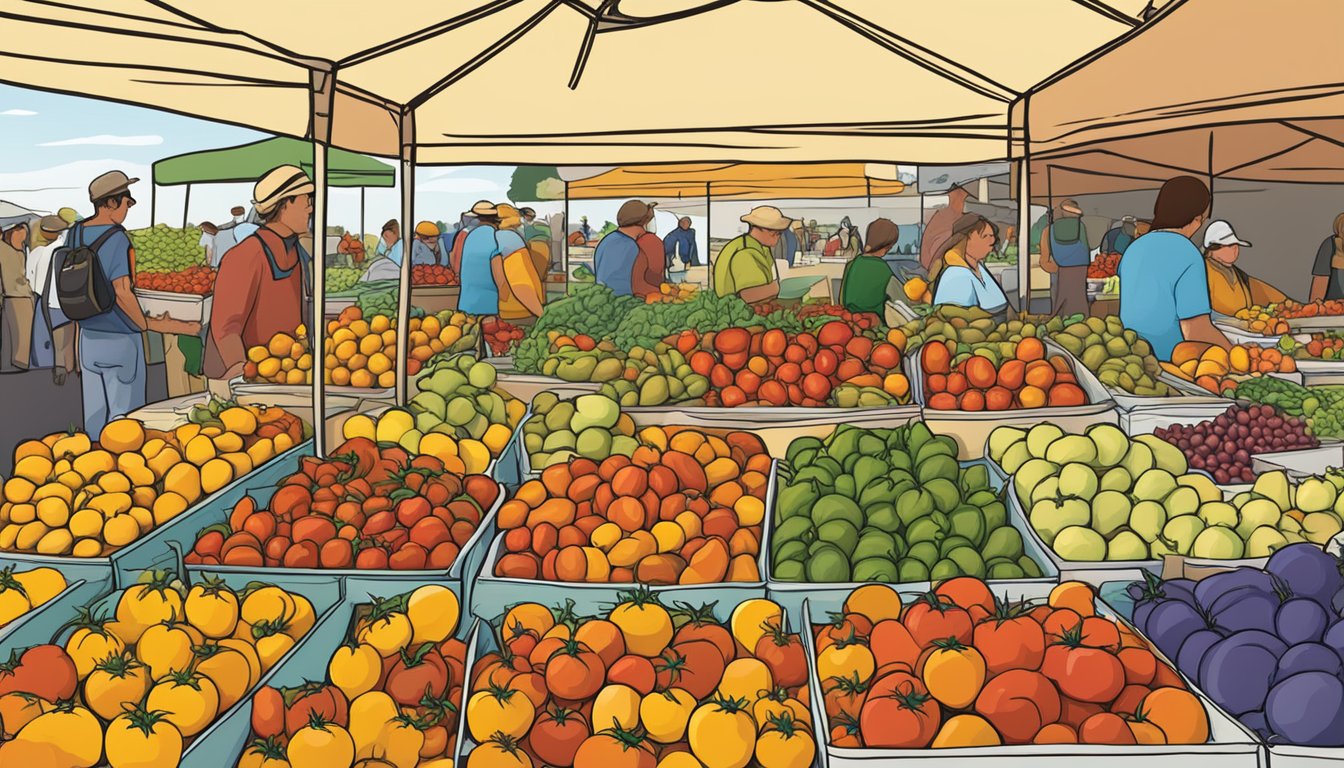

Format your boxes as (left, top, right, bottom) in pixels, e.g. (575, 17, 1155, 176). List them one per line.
(1030, 497, 1090, 545)
(1252, 471, 1293, 510)
(1053, 526, 1107, 561)
(1245, 526, 1289, 558)
(1058, 463, 1099, 501)
(1014, 459, 1061, 503)
(1086, 423, 1131, 468)
(1136, 434, 1189, 475)
(1303, 512, 1344, 545)
(1133, 469, 1177, 502)
(1129, 500, 1168, 542)
(1046, 435, 1098, 467)
(1163, 486, 1201, 518)
(1162, 514, 1206, 554)
(1197, 501, 1238, 529)
(1192, 526, 1244, 559)
(1031, 476, 1062, 505)
(1090, 490, 1132, 538)
(1000, 441, 1032, 475)
(1099, 467, 1133, 494)
(988, 426, 1027, 463)
(1120, 442, 1154, 478)
(1296, 477, 1338, 514)
(1236, 498, 1282, 539)
(1107, 530, 1150, 561)
(1177, 473, 1221, 504)
(1026, 423, 1065, 459)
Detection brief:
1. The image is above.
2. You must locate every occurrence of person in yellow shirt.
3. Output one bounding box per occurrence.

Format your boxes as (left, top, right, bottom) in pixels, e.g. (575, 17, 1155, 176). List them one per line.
(1202, 220, 1289, 316)
(494, 204, 545, 323)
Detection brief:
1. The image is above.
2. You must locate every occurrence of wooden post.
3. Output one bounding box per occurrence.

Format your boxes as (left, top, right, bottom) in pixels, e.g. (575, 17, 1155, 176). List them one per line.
(563, 181, 570, 279)
(360, 187, 367, 242)
(311, 145, 329, 456)
(1016, 159, 1031, 313)
(1207, 130, 1216, 216)
(181, 183, 191, 228)
(150, 183, 156, 226)
(705, 182, 712, 290)
(394, 113, 416, 406)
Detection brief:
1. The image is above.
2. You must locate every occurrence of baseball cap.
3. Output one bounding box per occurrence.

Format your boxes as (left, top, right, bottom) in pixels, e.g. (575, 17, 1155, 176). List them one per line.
(415, 221, 440, 237)
(617, 200, 656, 227)
(88, 170, 139, 202)
(1204, 220, 1251, 248)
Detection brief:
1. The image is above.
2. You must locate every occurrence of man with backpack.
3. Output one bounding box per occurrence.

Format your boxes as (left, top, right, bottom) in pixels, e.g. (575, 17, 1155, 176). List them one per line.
(1039, 199, 1092, 317)
(59, 171, 197, 434)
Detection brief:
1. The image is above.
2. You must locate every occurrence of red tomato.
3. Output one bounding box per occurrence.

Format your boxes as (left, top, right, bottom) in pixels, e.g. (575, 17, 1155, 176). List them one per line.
(545, 641, 606, 701)
(530, 707, 590, 767)
(859, 673, 941, 748)
(903, 593, 973, 648)
(385, 644, 451, 707)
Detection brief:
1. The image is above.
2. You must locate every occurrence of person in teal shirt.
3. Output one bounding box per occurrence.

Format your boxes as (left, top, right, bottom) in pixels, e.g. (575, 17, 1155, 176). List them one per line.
(1119, 176, 1231, 360)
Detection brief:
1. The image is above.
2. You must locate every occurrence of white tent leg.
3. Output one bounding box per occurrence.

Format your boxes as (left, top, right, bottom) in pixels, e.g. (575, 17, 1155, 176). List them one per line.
(311, 143, 329, 457)
(394, 120, 415, 406)
(1016, 157, 1031, 313)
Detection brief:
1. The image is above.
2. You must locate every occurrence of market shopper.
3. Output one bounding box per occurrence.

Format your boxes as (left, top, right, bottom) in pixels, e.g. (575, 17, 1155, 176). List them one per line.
(840, 218, 898, 315)
(713, 206, 791, 305)
(1101, 215, 1139, 257)
(921, 183, 973, 276)
(0, 220, 34, 372)
(594, 200, 662, 298)
(1203, 220, 1288, 316)
(1309, 213, 1344, 301)
(1118, 175, 1231, 360)
(1039, 199, 1091, 317)
(664, 217, 699, 269)
(27, 215, 75, 384)
(449, 210, 478, 275)
(73, 171, 197, 433)
(411, 221, 445, 266)
(203, 165, 312, 395)
(495, 205, 545, 323)
(458, 200, 508, 316)
(931, 213, 1009, 319)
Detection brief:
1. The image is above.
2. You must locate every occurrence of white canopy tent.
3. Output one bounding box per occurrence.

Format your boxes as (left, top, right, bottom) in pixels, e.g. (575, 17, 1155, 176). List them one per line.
(1, 0, 1154, 451)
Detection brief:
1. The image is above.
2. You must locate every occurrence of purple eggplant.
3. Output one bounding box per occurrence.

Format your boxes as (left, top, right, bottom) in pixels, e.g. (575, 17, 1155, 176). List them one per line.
(1322, 620, 1344, 664)
(1199, 637, 1279, 715)
(1266, 543, 1344, 613)
(1211, 589, 1281, 634)
(1196, 569, 1276, 612)
(1275, 642, 1344, 683)
(1145, 599, 1209, 660)
(1266, 671, 1344, 746)
(1177, 629, 1225, 682)
(1277, 597, 1329, 646)
(1239, 710, 1271, 741)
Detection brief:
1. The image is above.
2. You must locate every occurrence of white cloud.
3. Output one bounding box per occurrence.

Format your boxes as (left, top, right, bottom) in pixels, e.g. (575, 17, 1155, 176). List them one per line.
(1, 109, 37, 116)
(38, 134, 163, 147)
(417, 175, 502, 194)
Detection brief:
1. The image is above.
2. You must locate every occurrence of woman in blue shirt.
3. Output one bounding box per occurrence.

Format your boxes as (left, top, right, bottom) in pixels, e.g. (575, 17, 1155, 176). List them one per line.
(1118, 176, 1231, 360)
(932, 214, 1009, 320)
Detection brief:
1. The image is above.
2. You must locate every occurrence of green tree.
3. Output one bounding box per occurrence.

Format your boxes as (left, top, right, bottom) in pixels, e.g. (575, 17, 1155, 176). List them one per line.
(508, 165, 563, 202)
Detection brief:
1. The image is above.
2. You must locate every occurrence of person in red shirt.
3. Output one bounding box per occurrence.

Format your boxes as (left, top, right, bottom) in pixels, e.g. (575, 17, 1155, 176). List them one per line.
(203, 165, 313, 392)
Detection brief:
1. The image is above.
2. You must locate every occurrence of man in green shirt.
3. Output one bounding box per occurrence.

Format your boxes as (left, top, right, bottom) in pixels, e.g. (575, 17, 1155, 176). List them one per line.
(841, 217, 899, 314)
(714, 205, 792, 304)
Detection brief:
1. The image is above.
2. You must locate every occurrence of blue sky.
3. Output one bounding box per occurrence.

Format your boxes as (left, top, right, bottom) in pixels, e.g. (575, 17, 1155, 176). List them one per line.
(0, 83, 532, 232)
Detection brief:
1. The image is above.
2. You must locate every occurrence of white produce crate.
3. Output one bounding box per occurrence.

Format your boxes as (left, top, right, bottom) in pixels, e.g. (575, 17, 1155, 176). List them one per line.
(135, 288, 212, 322)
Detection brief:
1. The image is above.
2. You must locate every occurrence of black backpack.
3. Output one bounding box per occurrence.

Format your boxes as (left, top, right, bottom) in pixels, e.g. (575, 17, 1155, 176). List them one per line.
(54, 222, 120, 321)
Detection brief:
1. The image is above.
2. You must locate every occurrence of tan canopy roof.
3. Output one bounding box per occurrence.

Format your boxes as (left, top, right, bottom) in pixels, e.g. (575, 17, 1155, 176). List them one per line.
(565, 163, 907, 201)
(1013, 0, 1344, 197)
(2, 0, 1149, 164)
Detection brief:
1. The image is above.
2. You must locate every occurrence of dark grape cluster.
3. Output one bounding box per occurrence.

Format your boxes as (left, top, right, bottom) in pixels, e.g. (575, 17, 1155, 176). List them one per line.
(1155, 403, 1318, 484)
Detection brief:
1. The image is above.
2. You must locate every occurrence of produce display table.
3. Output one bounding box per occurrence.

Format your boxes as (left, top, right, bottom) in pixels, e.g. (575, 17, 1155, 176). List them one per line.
(410, 284, 461, 313)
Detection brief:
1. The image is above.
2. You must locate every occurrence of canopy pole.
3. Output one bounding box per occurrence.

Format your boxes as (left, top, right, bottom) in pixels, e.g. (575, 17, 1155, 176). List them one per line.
(394, 112, 416, 406)
(150, 183, 156, 226)
(705, 182, 712, 291)
(1016, 161, 1031, 314)
(865, 178, 872, 207)
(311, 143, 329, 457)
(1207, 131, 1216, 216)
(182, 183, 191, 228)
(563, 181, 570, 282)
(360, 187, 366, 243)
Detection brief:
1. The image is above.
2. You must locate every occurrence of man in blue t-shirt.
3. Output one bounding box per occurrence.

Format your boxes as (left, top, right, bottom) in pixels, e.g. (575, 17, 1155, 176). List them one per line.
(458, 200, 506, 315)
(1119, 176, 1231, 360)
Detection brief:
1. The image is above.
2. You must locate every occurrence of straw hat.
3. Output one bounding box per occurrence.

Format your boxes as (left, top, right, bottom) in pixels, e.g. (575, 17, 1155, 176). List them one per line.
(740, 206, 793, 231)
(253, 165, 315, 215)
(470, 200, 498, 216)
(415, 221, 440, 237)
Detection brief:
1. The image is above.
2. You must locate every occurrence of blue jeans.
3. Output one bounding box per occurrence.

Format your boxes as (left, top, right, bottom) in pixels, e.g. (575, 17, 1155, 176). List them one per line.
(79, 327, 145, 435)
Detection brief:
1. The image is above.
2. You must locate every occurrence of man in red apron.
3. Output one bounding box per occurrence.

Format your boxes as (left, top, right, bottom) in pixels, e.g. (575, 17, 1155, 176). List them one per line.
(204, 165, 313, 396)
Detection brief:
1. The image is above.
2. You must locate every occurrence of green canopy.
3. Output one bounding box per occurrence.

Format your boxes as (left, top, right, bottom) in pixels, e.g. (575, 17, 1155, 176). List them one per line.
(153, 137, 394, 188)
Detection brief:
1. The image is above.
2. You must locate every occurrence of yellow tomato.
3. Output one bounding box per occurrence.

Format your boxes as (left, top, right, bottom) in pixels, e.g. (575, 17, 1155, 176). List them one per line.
(356, 612, 412, 656)
(328, 642, 382, 701)
(104, 705, 184, 768)
(287, 595, 316, 639)
(218, 638, 262, 689)
(0, 692, 50, 738)
(688, 699, 756, 768)
(84, 653, 151, 722)
(287, 720, 355, 768)
(593, 684, 641, 731)
(65, 618, 127, 679)
(12, 566, 66, 606)
(406, 585, 459, 645)
(194, 643, 253, 711)
(657, 754, 705, 768)
(146, 671, 219, 738)
(236, 737, 291, 768)
(347, 691, 400, 760)
(115, 577, 184, 644)
(0, 578, 31, 627)
(716, 658, 773, 703)
(609, 592, 673, 657)
(1, 704, 103, 768)
(184, 580, 240, 639)
(752, 693, 811, 733)
(729, 598, 783, 654)
(466, 685, 536, 743)
(471, 735, 533, 768)
(137, 622, 202, 681)
(816, 641, 875, 684)
(254, 628, 297, 671)
(640, 687, 696, 743)
(372, 717, 424, 768)
(754, 716, 816, 768)
(921, 641, 987, 711)
(240, 586, 297, 626)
